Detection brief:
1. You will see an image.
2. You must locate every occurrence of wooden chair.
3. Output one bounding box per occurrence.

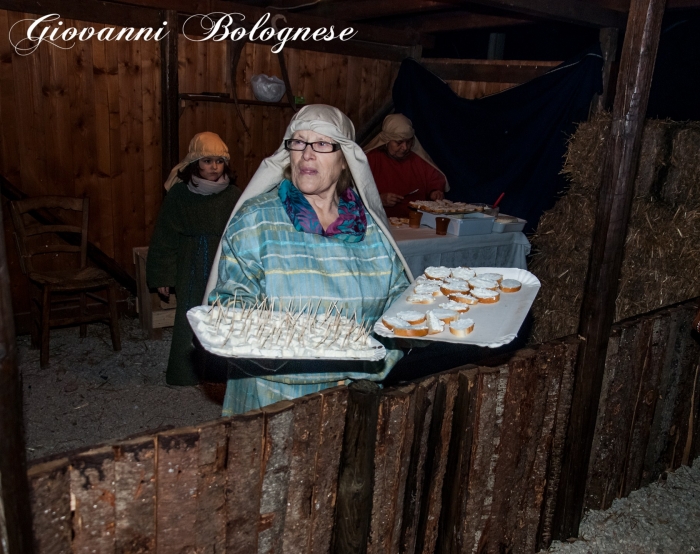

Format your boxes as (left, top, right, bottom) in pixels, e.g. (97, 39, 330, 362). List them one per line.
(10, 196, 121, 367)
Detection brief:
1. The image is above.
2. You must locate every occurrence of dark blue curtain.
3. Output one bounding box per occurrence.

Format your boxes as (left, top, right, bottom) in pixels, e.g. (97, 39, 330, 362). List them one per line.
(392, 48, 603, 233)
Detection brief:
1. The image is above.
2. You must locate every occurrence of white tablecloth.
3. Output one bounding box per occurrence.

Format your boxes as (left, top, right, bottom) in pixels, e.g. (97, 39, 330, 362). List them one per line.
(390, 226, 531, 278)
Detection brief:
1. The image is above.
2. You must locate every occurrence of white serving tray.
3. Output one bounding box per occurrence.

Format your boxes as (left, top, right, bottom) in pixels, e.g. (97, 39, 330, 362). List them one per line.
(419, 211, 495, 236)
(188, 305, 387, 361)
(374, 267, 540, 348)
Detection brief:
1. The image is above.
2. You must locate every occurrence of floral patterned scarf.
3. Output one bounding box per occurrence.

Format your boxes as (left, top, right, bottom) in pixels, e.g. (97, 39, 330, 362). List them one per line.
(278, 179, 367, 242)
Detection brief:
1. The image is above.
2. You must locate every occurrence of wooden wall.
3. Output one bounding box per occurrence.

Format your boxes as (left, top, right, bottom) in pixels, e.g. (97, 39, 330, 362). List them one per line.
(24, 298, 700, 553)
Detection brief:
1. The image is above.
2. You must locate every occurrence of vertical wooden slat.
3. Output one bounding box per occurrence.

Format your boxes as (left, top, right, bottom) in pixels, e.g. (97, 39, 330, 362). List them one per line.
(538, 338, 579, 551)
(156, 429, 200, 552)
(309, 387, 348, 554)
(368, 385, 415, 554)
(226, 411, 264, 554)
(437, 368, 478, 554)
(196, 420, 229, 553)
(415, 373, 459, 554)
(92, 26, 116, 258)
(399, 376, 437, 554)
(114, 436, 156, 553)
(70, 446, 116, 553)
(104, 38, 122, 261)
(161, 10, 179, 185)
(259, 401, 295, 554)
(0, 10, 21, 185)
(27, 459, 71, 554)
(620, 315, 669, 495)
(332, 381, 381, 554)
(282, 394, 324, 554)
(344, 56, 362, 127)
(459, 367, 509, 554)
(141, 39, 161, 242)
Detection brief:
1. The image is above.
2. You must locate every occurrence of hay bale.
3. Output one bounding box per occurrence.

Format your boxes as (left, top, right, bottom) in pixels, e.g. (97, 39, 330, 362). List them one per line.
(634, 120, 673, 198)
(661, 124, 700, 206)
(530, 116, 700, 344)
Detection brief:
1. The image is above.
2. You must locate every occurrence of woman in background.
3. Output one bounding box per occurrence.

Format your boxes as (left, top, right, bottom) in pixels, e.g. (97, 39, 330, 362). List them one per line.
(148, 132, 242, 385)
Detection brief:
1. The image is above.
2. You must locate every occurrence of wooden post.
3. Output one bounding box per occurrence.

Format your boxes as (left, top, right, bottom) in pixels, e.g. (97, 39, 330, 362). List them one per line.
(591, 27, 620, 115)
(554, 0, 667, 539)
(331, 380, 380, 554)
(160, 10, 179, 190)
(0, 201, 34, 553)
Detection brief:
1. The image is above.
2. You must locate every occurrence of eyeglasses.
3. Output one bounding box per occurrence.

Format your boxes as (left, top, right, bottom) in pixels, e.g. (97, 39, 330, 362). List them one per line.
(284, 139, 341, 153)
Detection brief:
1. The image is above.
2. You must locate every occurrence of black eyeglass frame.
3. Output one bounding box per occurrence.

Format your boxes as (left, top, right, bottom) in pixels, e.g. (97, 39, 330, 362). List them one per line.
(284, 139, 342, 153)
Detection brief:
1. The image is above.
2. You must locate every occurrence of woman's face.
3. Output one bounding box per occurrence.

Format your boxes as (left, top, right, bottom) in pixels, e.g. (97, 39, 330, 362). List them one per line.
(289, 130, 345, 199)
(386, 138, 413, 160)
(198, 157, 226, 181)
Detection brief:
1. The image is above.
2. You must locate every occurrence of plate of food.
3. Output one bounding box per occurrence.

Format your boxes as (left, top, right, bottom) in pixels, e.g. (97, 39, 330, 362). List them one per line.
(408, 199, 484, 215)
(374, 266, 540, 347)
(389, 216, 410, 228)
(188, 300, 386, 361)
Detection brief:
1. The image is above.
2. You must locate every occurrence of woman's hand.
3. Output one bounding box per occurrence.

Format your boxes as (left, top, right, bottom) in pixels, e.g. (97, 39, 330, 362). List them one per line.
(158, 286, 170, 298)
(430, 190, 445, 201)
(381, 192, 404, 207)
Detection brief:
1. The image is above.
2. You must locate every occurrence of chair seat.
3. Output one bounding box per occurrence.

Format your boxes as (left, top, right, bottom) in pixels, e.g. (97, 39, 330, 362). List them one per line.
(28, 267, 114, 290)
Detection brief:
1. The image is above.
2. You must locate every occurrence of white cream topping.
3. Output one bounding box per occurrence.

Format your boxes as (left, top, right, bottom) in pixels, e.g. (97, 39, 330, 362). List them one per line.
(396, 310, 426, 323)
(382, 316, 411, 329)
(406, 294, 435, 304)
(468, 277, 499, 290)
(428, 309, 459, 322)
(478, 272, 503, 282)
(439, 301, 469, 312)
(471, 288, 499, 299)
(450, 318, 475, 330)
(449, 293, 479, 304)
(426, 311, 444, 333)
(501, 279, 522, 289)
(414, 283, 442, 295)
(451, 267, 476, 280)
(424, 266, 452, 279)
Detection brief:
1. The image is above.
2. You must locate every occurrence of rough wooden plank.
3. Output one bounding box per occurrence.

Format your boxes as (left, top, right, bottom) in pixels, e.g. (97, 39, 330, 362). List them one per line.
(196, 420, 229, 553)
(538, 338, 579, 551)
(399, 376, 437, 554)
(70, 446, 116, 553)
(156, 429, 200, 553)
(437, 368, 479, 554)
(459, 367, 509, 554)
(620, 315, 669, 495)
(309, 387, 348, 554)
(282, 393, 324, 554)
(511, 344, 567, 554)
(27, 458, 71, 554)
(113, 436, 156, 554)
(332, 381, 381, 554)
(226, 411, 264, 554)
(415, 372, 459, 554)
(259, 401, 295, 554)
(367, 385, 414, 554)
(585, 319, 651, 509)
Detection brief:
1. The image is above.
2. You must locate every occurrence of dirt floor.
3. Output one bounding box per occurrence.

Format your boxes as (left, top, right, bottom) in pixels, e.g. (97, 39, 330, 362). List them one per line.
(20, 316, 224, 461)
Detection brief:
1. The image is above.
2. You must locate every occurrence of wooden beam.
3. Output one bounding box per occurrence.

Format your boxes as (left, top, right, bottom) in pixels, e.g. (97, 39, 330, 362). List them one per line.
(421, 58, 560, 83)
(0, 0, 161, 27)
(554, 0, 667, 539)
(591, 27, 619, 115)
(0, 197, 34, 554)
(160, 10, 179, 188)
(381, 11, 532, 33)
(462, 0, 628, 27)
(295, 0, 450, 21)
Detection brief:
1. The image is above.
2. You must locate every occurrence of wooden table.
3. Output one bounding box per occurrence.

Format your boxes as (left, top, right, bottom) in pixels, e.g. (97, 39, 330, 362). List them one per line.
(389, 226, 531, 279)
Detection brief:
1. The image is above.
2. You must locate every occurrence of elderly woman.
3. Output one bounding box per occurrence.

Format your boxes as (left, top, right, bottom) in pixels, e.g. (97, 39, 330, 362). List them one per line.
(364, 114, 448, 218)
(148, 132, 241, 385)
(205, 105, 412, 414)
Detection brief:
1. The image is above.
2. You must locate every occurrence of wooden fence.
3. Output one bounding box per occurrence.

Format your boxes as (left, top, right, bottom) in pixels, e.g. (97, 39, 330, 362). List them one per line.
(26, 298, 700, 553)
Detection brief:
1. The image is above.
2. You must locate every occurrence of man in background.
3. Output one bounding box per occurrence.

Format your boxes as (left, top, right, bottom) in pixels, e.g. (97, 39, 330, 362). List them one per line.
(365, 114, 448, 218)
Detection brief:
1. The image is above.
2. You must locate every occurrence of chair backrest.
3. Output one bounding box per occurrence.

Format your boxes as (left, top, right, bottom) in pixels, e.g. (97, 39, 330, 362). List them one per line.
(10, 196, 89, 275)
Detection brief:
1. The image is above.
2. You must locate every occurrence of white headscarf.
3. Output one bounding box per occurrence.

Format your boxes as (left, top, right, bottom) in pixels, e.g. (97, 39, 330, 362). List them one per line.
(163, 132, 230, 191)
(364, 113, 449, 191)
(204, 104, 413, 299)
